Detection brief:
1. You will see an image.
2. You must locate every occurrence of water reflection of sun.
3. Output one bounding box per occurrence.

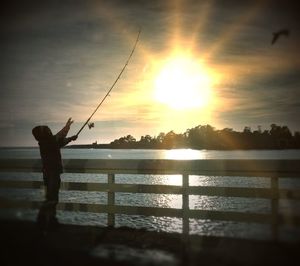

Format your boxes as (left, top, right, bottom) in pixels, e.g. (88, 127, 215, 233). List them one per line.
(163, 174, 182, 186)
(165, 149, 205, 160)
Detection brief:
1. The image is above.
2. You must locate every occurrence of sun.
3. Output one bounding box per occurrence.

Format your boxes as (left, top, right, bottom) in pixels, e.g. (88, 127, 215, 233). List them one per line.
(154, 56, 213, 110)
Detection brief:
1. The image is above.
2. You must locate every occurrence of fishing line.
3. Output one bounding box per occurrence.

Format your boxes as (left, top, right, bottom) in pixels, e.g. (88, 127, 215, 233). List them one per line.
(76, 29, 141, 137)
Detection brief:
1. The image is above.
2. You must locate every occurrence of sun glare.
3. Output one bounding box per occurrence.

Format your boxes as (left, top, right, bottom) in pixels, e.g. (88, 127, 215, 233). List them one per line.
(154, 56, 213, 110)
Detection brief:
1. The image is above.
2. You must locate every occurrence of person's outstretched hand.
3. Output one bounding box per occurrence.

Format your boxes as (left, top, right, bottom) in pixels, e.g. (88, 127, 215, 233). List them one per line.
(70, 135, 78, 141)
(66, 117, 74, 127)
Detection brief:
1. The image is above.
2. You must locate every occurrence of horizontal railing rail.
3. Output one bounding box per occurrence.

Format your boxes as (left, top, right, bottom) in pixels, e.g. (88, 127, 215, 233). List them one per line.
(0, 159, 300, 241)
(0, 159, 300, 176)
(1, 180, 300, 199)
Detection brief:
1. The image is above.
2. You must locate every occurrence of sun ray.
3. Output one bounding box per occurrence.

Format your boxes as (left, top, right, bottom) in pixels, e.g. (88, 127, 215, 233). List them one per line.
(87, 0, 267, 135)
(92, 1, 155, 64)
(186, 0, 215, 53)
(170, 0, 184, 51)
(203, 0, 268, 60)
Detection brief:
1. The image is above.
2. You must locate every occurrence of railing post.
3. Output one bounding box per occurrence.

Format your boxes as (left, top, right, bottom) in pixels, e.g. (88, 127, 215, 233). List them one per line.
(108, 173, 115, 227)
(271, 176, 279, 241)
(182, 173, 189, 238)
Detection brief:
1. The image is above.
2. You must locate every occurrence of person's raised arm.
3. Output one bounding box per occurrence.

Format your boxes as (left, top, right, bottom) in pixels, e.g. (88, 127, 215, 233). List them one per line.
(55, 118, 77, 147)
(55, 118, 73, 140)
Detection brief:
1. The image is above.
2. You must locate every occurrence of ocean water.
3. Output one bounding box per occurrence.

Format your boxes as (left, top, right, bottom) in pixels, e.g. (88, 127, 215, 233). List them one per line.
(1, 147, 300, 159)
(0, 148, 300, 241)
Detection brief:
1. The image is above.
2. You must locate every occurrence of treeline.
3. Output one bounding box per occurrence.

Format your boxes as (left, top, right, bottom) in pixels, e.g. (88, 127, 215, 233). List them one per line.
(105, 124, 300, 150)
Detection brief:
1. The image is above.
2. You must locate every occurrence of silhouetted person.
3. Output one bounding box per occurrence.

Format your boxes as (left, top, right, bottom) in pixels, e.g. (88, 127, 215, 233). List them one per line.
(32, 118, 77, 230)
(271, 29, 290, 45)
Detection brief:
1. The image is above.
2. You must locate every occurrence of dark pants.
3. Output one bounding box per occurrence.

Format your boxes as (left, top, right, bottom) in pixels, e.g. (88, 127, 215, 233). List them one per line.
(37, 171, 61, 229)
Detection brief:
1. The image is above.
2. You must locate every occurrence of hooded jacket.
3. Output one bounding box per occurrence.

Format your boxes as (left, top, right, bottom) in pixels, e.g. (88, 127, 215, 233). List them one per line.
(32, 124, 72, 174)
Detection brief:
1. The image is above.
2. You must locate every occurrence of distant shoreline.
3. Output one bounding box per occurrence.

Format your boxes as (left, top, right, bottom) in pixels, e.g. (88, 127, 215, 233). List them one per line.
(0, 145, 299, 151)
(66, 145, 300, 151)
(0, 146, 37, 149)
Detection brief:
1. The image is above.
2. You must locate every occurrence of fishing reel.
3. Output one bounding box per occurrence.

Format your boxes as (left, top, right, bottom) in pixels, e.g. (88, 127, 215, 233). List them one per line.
(88, 122, 94, 129)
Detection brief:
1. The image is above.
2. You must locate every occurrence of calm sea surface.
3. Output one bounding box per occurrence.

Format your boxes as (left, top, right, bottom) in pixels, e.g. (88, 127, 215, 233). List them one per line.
(0, 148, 300, 241)
(0, 147, 300, 159)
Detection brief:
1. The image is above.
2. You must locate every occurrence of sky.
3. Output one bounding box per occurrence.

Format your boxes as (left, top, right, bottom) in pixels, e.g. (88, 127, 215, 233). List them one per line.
(1, 0, 299, 146)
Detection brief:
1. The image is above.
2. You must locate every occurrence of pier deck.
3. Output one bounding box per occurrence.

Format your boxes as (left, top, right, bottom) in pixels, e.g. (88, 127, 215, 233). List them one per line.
(1, 219, 299, 266)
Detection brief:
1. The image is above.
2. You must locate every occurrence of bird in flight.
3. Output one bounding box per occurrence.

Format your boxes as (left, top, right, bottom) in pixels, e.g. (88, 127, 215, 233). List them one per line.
(271, 29, 290, 45)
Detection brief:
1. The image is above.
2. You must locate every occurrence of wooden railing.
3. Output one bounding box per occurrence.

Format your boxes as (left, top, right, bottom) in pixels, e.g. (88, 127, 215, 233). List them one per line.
(0, 159, 300, 240)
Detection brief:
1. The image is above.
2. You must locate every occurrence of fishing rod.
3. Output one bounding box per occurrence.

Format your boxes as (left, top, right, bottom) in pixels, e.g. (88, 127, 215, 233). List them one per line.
(76, 29, 141, 137)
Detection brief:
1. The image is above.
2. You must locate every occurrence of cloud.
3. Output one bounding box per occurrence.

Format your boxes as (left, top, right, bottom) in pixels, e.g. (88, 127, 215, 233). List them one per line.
(214, 70, 300, 132)
(1, 0, 299, 146)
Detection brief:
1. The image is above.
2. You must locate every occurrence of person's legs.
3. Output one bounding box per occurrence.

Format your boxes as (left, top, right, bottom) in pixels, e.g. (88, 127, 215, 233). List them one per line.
(37, 172, 61, 230)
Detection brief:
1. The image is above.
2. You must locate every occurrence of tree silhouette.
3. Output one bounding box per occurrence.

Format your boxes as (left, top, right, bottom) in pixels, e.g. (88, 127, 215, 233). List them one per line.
(101, 124, 299, 150)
